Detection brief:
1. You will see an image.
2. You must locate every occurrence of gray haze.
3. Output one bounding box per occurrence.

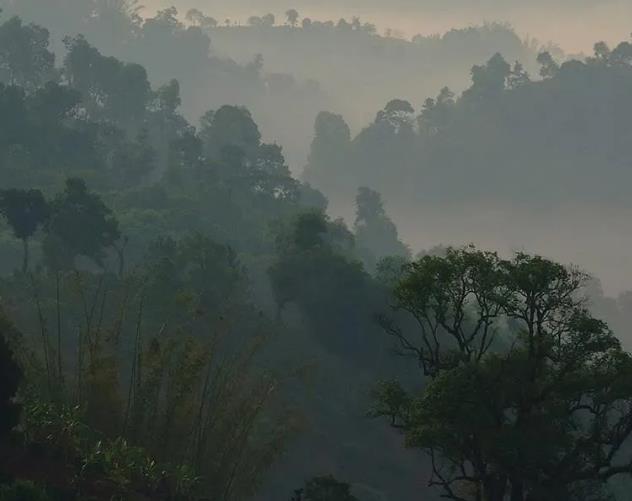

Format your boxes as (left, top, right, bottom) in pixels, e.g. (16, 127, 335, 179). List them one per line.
(147, 0, 632, 52)
(3, 2, 632, 499)
(5, 0, 632, 296)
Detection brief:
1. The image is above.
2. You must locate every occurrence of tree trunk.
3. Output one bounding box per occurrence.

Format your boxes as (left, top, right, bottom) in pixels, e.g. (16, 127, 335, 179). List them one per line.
(22, 238, 29, 273)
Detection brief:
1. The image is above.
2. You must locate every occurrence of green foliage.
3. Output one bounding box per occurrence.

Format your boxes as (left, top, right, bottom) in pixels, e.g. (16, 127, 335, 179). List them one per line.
(0, 16, 56, 91)
(21, 399, 88, 457)
(269, 210, 395, 366)
(108, 130, 156, 187)
(44, 178, 120, 269)
(142, 233, 250, 325)
(4, 261, 294, 500)
(19, 397, 201, 499)
(0, 81, 93, 188)
(195, 104, 300, 214)
(1, 8, 602, 501)
(0, 188, 49, 272)
(0, 190, 50, 240)
(375, 246, 632, 500)
(81, 438, 164, 493)
(63, 34, 151, 128)
(0, 480, 51, 501)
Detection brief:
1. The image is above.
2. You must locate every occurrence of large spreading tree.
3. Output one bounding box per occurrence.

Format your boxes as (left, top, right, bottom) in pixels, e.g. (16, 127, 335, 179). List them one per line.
(373, 247, 632, 501)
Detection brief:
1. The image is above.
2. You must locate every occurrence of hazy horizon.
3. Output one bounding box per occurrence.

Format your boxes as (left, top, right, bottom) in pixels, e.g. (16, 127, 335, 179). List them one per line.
(146, 0, 632, 53)
(108, 0, 632, 296)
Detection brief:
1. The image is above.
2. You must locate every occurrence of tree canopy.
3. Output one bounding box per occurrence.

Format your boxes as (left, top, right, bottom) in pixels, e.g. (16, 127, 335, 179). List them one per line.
(1, 6, 632, 501)
(0, 188, 49, 272)
(374, 247, 632, 500)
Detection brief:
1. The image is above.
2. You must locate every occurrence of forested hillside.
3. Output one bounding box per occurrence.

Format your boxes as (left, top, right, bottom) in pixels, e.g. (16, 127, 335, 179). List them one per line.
(0, 9, 428, 500)
(3, 0, 545, 169)
(2, 3, 632, 501)
(305, 41, 632, 296)
(306, 44, 632, 206)
(207, 19, 538, 132)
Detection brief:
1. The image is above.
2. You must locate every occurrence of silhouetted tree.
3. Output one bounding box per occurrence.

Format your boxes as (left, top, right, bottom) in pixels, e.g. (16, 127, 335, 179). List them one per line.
(252, 143, 299, 202)
(594, 41, 611, 62)
(354, 187, 409, 271)
(153, 79, 181, 115)
(610, 41, 632, 65)
(0, 188, 49, 272)
(185, 8, 217, 29)
(376, 99, 415, 132)
(303, 111, 352, 192)
(507, 61, 530, 88)
(419, 86, 455, 135)
(261, 13, 276, 27)
(286, 9, 299, 28)
(462, 52, 511, 103)
(269, 211, 385, 356)
(199, 105, 262, 162)
(537, 51, 559, 78)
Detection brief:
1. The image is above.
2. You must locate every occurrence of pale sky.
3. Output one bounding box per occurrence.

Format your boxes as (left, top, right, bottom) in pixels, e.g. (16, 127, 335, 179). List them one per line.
(144, 0, 632, 53)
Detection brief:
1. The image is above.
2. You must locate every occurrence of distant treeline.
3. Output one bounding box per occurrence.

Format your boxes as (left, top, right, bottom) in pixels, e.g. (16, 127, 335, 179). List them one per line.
(305, 42, 632, 211)
(4, 0, 546, 168)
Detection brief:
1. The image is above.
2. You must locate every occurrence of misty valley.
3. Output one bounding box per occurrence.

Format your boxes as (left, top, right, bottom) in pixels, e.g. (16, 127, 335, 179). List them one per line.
(1, 1, 632, 500)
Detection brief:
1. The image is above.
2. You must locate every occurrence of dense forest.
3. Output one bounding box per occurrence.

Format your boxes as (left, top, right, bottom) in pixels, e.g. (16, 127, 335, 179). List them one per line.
(1, 2, 632, 500)
(3, 0, 549, 169)
(305, 42, 632, 207)
(303, 39, 632, 295)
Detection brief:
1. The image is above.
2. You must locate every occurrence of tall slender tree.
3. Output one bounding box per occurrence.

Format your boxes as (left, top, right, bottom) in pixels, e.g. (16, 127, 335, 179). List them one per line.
(285, 9, 299, 28)
(0, 188, 49, 272)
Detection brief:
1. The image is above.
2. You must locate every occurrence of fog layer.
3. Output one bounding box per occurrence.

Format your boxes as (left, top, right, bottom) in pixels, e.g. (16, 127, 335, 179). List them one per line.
(148, 0, 632, 52)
